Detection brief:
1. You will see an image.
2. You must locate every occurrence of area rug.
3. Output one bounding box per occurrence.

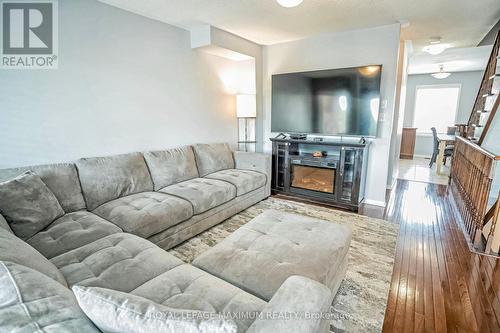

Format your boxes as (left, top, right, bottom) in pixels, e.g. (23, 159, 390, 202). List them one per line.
(168, 197, 399, 333)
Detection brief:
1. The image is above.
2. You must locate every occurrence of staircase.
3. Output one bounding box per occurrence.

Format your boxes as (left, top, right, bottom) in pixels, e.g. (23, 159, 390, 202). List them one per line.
(482, 194, 500, 254)
(467, 31, 500, 143)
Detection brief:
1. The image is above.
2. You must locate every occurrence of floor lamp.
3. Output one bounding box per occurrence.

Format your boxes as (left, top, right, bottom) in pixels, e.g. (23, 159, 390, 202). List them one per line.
(237, 94, 256, 152)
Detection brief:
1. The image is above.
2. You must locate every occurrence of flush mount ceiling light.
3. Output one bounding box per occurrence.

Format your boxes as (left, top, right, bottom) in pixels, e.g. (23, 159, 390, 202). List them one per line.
(423, 38, 448, 55)
(431, 64, 451, 79)
(276, 0, 303, 8)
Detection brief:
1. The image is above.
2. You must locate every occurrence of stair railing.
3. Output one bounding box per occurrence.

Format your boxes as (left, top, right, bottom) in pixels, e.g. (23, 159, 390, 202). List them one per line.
(484, 193, 500, 254)
(450, 136, 499, 254)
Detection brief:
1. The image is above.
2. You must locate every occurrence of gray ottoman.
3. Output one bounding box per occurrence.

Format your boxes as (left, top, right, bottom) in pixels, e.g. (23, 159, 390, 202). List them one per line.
(192, 209, 352, 301)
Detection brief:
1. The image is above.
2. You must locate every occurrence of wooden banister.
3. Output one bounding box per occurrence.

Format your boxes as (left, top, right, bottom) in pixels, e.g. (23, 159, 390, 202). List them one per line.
(478, 91, 500, 145)
(483, 199, 498, 225)
(485, 193, 500, 254)
(450, 136, 499, 253)
(467, 31, 499, 142)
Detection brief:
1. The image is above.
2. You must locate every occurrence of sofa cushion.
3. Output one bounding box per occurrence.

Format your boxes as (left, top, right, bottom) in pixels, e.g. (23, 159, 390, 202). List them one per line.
(246, 276, 333, 333)
(144, 146, 199, 190)
(93, 192, 193, 239)
(51, 233, 184, 292)
(192, 143, 234, 177)
(76, 152, 154, 210)
(0, 163, 86, 212)
(0, 171, 65, 240)
(73, 285, 237, 333)
(160, 178, 236, 215)
(27, 211, 122, 259)
(131, 264, 266, 332)
(0, 227, 67, 286)
(0, 214, 12, 233)
(0, 262, 99, 333)
(205, 169, 267, 196)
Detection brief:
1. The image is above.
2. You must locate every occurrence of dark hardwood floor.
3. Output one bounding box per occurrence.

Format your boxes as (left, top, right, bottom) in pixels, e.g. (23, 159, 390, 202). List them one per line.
(273, 179, 499, 332)
(381, 180, 500, 333)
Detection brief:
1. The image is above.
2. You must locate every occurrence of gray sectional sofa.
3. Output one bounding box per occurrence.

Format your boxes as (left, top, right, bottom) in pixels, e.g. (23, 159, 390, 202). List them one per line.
(0, 143, 333, 333)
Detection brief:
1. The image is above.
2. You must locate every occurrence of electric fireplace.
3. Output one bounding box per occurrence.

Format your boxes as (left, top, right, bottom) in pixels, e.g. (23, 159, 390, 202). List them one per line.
(271, 138, 370, 211)
(288, 155, 338, 201)
(291, 165, 335, 194)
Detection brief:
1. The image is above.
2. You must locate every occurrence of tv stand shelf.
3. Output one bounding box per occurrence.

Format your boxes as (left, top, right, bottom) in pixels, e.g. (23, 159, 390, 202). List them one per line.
(270, 137, 371, 211)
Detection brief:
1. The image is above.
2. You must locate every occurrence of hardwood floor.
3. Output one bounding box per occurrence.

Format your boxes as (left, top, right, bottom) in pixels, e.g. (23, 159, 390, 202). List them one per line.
(381, 180, 500, 333)
(272, 179, 499, 332)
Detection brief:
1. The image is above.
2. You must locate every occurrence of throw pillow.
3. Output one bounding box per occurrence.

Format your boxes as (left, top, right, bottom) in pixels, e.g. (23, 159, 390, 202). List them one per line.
(0, 261, 99, 332)
(73, 285, 237, 333)
(0, 170, 65, 239)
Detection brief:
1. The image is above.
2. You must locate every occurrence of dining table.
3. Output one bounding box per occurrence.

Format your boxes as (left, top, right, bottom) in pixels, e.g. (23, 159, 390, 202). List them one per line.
(436, 133, 456, 175)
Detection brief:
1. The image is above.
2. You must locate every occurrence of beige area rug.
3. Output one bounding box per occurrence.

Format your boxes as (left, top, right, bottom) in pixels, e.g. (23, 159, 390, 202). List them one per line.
(168, 197, 399, 333)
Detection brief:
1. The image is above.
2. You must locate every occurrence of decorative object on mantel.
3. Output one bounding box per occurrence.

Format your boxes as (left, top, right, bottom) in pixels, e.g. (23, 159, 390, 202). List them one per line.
(236, 94, 256, 152)
(312, 151, 324, 158)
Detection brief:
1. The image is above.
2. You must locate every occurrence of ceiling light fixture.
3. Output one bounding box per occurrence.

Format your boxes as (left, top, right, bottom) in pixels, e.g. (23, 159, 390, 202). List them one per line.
(276, 0, 303, 8)
(431, 64, 451, 79)
(423, 38, 448, 55)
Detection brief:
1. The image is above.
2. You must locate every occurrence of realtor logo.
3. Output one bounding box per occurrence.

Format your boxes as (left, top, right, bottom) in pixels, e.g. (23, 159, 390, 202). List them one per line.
(1, 0, 58, 69)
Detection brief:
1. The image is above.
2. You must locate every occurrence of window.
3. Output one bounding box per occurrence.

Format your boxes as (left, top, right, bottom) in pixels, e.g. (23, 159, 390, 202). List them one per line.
(413, 84, 461, 134)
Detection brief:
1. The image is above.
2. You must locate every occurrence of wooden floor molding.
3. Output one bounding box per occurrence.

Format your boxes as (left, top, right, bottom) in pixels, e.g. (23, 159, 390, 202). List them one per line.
(381, 180, 500, 333)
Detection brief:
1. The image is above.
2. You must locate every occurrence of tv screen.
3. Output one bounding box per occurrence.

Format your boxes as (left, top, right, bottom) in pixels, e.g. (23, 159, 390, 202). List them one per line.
(271, 65, 382, 137)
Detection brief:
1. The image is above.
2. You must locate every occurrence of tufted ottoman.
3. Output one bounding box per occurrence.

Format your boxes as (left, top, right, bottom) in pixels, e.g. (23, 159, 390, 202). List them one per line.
(192, 209, 352, 301)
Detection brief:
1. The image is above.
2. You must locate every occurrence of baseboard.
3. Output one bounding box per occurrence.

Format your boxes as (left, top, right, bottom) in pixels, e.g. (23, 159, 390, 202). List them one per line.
(363, 199, 387, 208)
(387, 177, 397, 190)
(413, 154, 431, 159)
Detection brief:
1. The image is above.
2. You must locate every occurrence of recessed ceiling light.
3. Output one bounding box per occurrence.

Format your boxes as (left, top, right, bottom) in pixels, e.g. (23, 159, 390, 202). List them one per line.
(276, 0, 303, 8)
(431, 64, 451, 79)
(423, 38, 448, 55)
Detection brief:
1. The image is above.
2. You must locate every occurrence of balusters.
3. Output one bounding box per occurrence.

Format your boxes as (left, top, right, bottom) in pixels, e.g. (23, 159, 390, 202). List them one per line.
(450, 136, 497, 252)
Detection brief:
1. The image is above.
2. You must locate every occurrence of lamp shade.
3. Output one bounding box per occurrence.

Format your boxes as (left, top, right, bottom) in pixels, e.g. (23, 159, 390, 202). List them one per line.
(236, 94, 256, 118)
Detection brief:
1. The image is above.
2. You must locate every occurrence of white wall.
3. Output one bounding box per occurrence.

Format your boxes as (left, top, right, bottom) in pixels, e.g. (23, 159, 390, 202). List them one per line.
(482, 115, 500, 156)
(402, 71, 482, 156)
(263, 24, 401, 206)
(0, 0, 252, 168)
(482, 104, 500, 218)
(387, 40, 411, 188)
(208, 27, 264, 151)
(481, 86, 500, 252)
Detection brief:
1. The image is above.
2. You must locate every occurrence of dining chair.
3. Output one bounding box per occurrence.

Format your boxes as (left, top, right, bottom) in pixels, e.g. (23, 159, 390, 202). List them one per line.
(429, 127, 454, 168)
(447, 126, 457, 135)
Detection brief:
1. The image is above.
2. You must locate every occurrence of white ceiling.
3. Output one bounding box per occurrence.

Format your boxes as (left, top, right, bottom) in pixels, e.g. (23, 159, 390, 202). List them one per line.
(98, 0, 500, 49)
(408, 45, 492, 75)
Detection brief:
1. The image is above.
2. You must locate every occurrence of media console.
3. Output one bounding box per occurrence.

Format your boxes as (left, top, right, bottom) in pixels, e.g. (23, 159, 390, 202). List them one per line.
(270, 137, 371, 211)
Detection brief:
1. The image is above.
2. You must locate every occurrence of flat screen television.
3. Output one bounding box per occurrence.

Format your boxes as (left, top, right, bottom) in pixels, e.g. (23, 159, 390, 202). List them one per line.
(271, 65, 382, 137)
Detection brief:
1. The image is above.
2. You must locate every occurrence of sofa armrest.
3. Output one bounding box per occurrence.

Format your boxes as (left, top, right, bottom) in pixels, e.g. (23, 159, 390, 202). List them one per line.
(247, 276, 332, 333)
(233, 151, 272, 196)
